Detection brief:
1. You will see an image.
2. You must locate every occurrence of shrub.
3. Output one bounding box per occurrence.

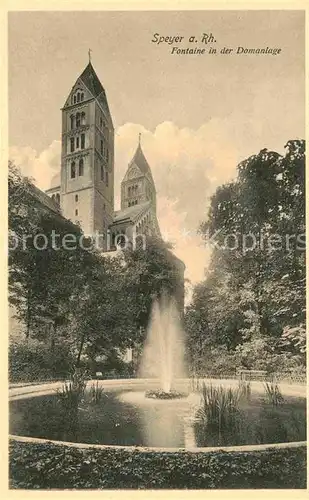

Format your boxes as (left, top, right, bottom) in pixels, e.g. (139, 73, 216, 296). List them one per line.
(9, 439, 307, 489)
(9, 340, 73, 382)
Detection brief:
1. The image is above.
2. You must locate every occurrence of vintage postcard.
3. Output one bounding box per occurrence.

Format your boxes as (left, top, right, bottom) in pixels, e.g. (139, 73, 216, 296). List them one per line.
(6, 3, 306, 493)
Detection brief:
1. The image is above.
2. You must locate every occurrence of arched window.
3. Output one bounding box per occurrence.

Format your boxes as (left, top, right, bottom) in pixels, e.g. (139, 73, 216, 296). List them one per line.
(128, 186, 131, 197)
(81, 93, 84, 101)
(70, 137, 74, 153)
(100, 165, 104, 181)
(77, 93, 80, 103)
(71, 161, 76, 179)
(75, 194, 79, 202)
(81, 112, 86, 125)
(79, 158, 84, 176)
(81, 133, 85, 149)
(73, 95, 77, 104)
(56, 193, 60, 204)
(51, 194, 55, 201)
(70, 115, 74, 130)
(76, 113, 81, 128)
(76, 136, 80, 149)
(106, 171, 109, 186)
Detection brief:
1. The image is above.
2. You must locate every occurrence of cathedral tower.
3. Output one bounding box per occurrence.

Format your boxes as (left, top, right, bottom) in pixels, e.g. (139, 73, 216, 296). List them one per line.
(60, 60, 114, 248)
(120, 135, 156, 213)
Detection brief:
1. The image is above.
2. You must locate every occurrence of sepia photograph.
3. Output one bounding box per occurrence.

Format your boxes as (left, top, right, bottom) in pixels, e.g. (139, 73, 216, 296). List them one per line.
(7, 7, 306, 490)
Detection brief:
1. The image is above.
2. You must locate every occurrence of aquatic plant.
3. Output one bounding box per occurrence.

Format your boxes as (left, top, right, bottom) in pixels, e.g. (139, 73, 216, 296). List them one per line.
(263, 381, 284, 406)
(145, 389, 187, 399)
(57, 368, 87, 410)
(196, 383, 243, 445)
(238, 379, 251, 402)
(89, 381, 105, 404)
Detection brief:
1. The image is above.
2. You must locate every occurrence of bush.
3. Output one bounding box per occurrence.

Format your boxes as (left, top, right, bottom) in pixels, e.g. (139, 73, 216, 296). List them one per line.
(190, 343, 305, 380)
(9, 439, 306, 489)
(93, 355, 135, 379)
(192, 346, 239, 376)
(9, 341, 74, 382)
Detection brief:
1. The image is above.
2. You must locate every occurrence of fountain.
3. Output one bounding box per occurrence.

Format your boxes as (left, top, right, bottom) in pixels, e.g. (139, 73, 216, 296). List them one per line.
(138, 294, 187, 398)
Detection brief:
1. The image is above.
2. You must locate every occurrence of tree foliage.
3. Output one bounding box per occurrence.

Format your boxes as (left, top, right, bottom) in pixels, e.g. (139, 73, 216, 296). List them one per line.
(186, 140, 305, 373)
(8, 162, 182, 376)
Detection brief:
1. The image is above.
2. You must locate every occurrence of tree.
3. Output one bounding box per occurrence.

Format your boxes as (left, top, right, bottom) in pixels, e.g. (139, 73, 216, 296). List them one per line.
(186, 140, 305, 372)
(9, 164, 184, 376)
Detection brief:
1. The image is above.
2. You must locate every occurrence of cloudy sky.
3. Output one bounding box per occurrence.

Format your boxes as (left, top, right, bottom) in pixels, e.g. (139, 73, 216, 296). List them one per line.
(8, 10, 305, 294)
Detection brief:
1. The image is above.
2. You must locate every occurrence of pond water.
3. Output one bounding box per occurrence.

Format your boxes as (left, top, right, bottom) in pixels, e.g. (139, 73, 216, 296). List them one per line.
(10, 389, 306, 448)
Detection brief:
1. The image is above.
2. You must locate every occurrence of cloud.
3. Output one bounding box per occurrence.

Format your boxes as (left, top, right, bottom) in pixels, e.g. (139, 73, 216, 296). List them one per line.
(9, 120, 240, 291)
(9, 140, 61, 191)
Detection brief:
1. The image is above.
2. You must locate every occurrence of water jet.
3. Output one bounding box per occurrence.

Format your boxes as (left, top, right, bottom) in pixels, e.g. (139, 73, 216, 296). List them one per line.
(139, 295, 187, 399)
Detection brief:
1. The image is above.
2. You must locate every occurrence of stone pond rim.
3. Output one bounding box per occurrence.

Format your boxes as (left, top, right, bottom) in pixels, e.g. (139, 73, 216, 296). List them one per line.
(9, 378, 306, 453)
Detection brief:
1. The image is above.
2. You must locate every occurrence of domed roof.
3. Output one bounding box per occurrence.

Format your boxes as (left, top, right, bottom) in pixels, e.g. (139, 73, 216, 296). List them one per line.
(50, 172, 60, 189)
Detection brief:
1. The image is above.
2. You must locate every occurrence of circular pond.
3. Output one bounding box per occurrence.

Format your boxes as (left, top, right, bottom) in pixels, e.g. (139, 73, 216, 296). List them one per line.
(9, 379, 306, 449)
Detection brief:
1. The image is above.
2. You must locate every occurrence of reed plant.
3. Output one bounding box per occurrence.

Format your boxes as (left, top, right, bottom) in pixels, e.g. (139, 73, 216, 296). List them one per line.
(89, 381, 105, 404)
(238, 379, 251, 403)
(190, 376, 201, 393)
(196, 383, 244, 445)
(57, 367, 87, 411)
(263, 381, 284, 406)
